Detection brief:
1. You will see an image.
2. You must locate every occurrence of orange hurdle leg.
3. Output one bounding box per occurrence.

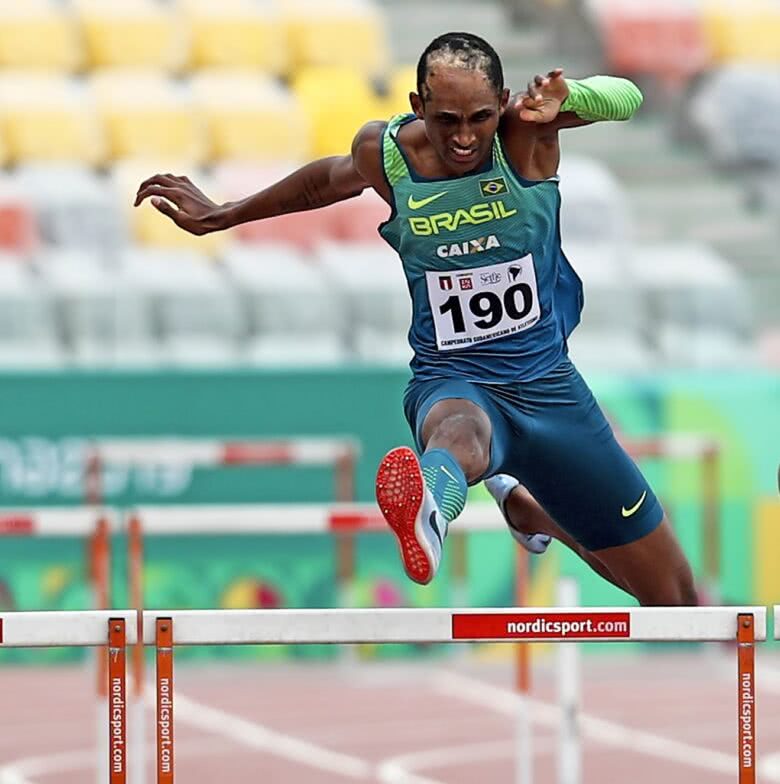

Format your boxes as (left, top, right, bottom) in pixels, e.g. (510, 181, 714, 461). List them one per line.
(108, 619, 127, 784)
(156, 618, 174, 784)
(737, 613, 756, 784)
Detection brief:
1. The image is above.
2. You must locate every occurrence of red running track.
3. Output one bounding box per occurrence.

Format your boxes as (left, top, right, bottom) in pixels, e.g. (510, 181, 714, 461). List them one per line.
(0, 649, 779, 783)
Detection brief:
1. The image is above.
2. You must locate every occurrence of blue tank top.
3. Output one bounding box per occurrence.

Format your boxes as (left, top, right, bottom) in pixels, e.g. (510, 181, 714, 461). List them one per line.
(379, 113, 583, 383)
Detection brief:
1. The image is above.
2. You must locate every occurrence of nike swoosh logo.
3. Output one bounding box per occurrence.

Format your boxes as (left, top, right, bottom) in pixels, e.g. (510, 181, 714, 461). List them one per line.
(407, 191, 448, 210)
(621, 490, 647, 518)
(428, 510, 443, 546)
(441, 465, 458, 483)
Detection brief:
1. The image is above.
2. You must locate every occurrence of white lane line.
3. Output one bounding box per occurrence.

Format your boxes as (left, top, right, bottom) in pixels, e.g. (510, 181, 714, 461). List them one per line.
(0, 737, 241, 784)
(377, 737, 557, 784)
(151, 689, 373, 780)
(432, 670, 780, 781)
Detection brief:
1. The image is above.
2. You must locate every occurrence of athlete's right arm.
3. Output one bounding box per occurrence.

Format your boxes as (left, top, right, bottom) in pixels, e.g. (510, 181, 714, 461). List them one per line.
(133, 122, 388, 235)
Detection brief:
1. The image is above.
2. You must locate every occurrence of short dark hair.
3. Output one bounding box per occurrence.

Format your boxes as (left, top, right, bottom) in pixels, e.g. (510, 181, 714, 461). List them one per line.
(416, 32, 504, 102)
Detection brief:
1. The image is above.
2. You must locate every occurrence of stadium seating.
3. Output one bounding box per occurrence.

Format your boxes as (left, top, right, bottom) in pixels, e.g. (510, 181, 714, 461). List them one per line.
(329, 189, 392, 244)
(0, 253, 63, 368)
(91, 71, 206, 165)
(191, 72, 310, 163)
(0, 72, 106, 165)
(119, 248, 243, 367)
(316, 242, 412, 364)
(75, 0, 187, 72)
(702, 0, 780, 64)
(181, 0, 288, 75)
(37, 248, 156, 367)
(0, 0, 82, 71)
(222, 244, 348, 366)
(381, 65, 417, 119)
(558, 156, 633, 251)
(293, 66, 382, 158)
(0, 176, 37, 254)
(14, 165, 126, 252)
(688, 65, 780, 168)
(565, 244, 655, 372)
(281, 0, 389, 77)
(587, 0, 710, 86)
(626, 242, 755, 367)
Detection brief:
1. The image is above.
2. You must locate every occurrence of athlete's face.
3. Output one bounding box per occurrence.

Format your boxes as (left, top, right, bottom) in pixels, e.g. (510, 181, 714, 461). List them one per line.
(411, 66, 510, 175)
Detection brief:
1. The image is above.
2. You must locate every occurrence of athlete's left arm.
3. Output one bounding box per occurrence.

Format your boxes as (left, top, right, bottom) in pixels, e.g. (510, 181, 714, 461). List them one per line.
(501, 69, 643, 179)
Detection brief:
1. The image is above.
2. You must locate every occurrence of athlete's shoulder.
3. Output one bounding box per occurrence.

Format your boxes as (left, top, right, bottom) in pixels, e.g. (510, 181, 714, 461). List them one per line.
(351, 121, 389, 196)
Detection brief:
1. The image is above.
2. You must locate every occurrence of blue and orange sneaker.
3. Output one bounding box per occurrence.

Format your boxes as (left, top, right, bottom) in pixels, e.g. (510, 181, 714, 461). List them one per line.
(375, 446, 445, 585)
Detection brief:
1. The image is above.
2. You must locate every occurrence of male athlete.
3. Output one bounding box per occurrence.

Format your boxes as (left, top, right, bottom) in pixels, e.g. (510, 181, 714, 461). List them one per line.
(135, 33, 696, 606)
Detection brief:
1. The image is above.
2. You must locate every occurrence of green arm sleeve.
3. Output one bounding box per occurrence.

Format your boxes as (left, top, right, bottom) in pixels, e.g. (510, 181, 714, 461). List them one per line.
(560, 75, 643, 122)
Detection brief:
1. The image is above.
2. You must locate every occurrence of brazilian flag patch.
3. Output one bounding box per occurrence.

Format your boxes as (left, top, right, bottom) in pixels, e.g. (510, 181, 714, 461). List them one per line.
(479, 177, 508, 197)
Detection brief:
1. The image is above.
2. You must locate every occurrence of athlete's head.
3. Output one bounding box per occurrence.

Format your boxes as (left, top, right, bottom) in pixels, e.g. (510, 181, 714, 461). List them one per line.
(412, 32, 510, 174)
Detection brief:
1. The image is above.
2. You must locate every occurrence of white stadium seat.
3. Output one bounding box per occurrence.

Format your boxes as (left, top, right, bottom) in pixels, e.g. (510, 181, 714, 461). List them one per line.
(626, 242, 755, 368)
(14, 165, 126, 253)
(0, 253, 64, 368)
(37, 248, 156, 367)
(118, 248, 243, 367)
(316, 242, 412, 364)
(221, 243, 347, 365)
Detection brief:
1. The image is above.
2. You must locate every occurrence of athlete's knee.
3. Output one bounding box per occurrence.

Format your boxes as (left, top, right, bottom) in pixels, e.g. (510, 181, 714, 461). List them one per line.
(636, 561, 697, 607)
(426, 412, 490, 481)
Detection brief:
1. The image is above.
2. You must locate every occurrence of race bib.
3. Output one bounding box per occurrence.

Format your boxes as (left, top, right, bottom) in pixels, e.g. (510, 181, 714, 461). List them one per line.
(426, 256, 540, 351)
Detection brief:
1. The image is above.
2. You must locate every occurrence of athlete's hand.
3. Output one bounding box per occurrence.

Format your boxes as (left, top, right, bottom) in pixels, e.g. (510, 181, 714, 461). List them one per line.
(517, 68, 569, 124)
(134, 174, 226, 235)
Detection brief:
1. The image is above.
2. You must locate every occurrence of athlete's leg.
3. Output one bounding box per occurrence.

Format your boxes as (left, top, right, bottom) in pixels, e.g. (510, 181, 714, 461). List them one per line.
(502, 482, 695, 605)
(590, 519, 697, 606)
(378, 382, 507, 585)
(419, 398, 492, 481)
(501, 483, 633, 596)
(501, 359, 697, 607)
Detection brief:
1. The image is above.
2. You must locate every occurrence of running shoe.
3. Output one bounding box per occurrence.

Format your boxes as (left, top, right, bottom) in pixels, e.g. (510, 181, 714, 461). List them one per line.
(375, 446, 445, 585)
(484, 474, 552, 554)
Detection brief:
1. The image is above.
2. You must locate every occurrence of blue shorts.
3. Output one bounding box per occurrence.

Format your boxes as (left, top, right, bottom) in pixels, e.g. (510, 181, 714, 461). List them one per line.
(403, 358, 663, 551)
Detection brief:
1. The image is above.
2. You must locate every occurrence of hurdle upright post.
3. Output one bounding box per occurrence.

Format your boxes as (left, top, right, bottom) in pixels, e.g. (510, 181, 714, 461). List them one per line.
(108, 618, 128, 784)
(156, 618, 174, 784)
(737, 613, 756, 784)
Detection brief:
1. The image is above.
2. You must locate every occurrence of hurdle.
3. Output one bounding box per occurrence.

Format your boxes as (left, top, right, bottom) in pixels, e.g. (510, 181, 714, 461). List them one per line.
(0, 605, 765, 784)
(134, 605, 763, 784)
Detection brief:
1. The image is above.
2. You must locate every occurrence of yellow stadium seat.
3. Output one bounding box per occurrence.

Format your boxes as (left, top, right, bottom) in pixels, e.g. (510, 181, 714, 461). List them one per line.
(192, 71, 310, 163)
(293, 67, 382, 158)
(91, 71, 207, 165)
(75, 0, 187, 72)
(0, 0, 82, 71)
(180, 0, 288, 75)
(380, 64, 417, 119)
(112, 160, 228, 256)
(281, 0, 389, 77)
(703, 0, 780, 63)
(0, 73, 106, 165)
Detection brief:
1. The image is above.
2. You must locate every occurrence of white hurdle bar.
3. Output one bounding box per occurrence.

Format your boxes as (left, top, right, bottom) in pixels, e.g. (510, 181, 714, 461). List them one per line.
(140, 606, 766, 645)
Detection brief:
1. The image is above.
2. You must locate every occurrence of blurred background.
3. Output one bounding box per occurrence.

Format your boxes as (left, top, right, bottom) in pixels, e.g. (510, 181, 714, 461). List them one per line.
(0, 1, 778, 782)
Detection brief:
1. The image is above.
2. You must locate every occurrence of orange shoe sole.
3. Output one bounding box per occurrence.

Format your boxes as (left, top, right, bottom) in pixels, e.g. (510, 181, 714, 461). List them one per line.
(375, 446, 432, 585)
